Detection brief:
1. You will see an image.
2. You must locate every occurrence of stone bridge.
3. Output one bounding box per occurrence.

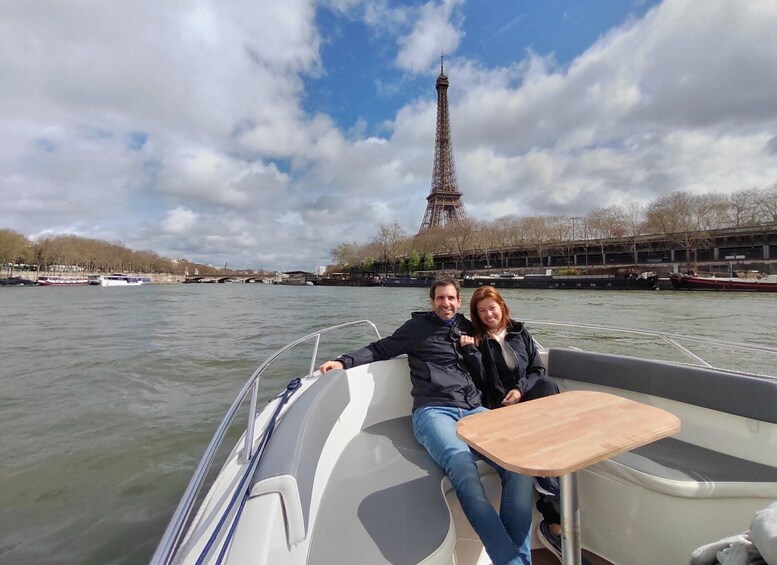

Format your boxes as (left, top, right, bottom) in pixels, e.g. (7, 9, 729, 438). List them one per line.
(184, 274, 273, 284)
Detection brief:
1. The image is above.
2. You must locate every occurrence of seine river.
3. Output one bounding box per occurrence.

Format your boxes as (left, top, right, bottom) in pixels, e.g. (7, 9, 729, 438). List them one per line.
(1, 284, 775, 564)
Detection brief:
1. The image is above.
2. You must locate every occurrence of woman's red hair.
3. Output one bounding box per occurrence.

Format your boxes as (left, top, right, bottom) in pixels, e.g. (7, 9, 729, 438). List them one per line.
(469, 285, 511, 340)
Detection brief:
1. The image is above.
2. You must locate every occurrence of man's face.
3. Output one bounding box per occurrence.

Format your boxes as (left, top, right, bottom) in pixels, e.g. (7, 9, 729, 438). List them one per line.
(431, 284, 461, 321)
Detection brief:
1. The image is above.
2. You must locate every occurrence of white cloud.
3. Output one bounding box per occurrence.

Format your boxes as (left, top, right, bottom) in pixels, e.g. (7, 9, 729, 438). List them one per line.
(2, 0, 777, 271)
(396, 0, 465, 73)
(162, 207, 199, 234)
(159, 149, 290, 208)
(442, 0, 777, 217)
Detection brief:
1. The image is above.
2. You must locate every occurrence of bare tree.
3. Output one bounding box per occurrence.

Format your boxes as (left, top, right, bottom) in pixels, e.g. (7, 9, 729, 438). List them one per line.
(330, 242, 359, 267)
(544, 215, 573, 266)
(695, 193, 729, 231)
(0, 229, 32, 276)
(372, 222, 407, 274)
(757, 183, 777, 224)
(623, 202, 646, 263)
(27, 232, 212, 275)
(726, 187, 762, 228)
(439, 218, 476, 272)
(645, 191, 714, 267)
(413, 228, 447, 256)
(469, 220, 494, 270)
(359, 241, 381, 270)
(521, 216, 551, 268)
(585, 206, 627, 265)
(489, 216, 524, 269)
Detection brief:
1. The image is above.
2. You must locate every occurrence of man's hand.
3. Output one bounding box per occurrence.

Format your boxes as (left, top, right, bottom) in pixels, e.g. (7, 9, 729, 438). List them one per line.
(319, 360, 344, 373)
(459, 335, 476, 347)
(502, 389, 522, 405)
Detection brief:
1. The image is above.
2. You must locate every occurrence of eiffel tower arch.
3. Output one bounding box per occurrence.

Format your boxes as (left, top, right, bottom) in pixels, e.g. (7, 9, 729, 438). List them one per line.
(419, 57, 467, 233)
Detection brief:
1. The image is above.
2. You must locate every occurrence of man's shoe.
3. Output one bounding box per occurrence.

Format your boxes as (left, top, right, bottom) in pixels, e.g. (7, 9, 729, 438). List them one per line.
(536, 520, 593, 565)
(536, 520, 562, 561)
(533, 476, 559, 500)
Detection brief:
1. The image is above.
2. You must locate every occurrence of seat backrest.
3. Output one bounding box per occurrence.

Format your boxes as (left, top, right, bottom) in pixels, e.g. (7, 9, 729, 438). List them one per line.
(547, 348, 777, 424)
(250, 369, 351, 534)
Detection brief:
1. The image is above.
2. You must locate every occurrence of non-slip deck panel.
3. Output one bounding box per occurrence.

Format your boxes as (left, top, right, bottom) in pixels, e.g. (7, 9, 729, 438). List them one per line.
(250, 370, 351, 533)
(547, 348, 777, 423)
(308, 416, 450, 564)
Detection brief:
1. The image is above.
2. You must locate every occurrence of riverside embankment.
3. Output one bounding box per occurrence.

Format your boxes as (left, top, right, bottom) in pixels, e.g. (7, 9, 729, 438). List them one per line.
(2, 271, 186, 283)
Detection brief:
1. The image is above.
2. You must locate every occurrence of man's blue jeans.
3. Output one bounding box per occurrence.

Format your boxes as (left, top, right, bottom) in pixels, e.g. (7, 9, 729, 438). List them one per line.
(412, 405, 533, 565)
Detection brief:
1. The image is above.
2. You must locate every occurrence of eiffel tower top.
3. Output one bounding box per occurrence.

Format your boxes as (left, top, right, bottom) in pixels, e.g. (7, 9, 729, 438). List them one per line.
(437, 54, 448, 86)
(418, 55, 467, 232)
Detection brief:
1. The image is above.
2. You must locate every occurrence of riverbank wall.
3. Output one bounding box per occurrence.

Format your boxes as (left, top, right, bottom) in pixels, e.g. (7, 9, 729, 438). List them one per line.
(3, 271, 186, 284)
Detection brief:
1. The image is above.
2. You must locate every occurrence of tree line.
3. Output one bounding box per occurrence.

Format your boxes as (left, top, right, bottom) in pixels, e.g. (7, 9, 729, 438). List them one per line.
(0, 231, 226, 277)
(3, 184, 774, 278)
(330, 184, 777, 273)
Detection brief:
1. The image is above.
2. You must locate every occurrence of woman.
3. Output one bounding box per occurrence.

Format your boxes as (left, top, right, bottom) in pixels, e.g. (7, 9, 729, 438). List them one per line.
(461, 286, 571, 563)
(462, 285, 557, 409)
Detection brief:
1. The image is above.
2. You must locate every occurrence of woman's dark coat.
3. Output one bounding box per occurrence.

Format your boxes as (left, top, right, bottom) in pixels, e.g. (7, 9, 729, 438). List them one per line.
(462, 319, 547, 409)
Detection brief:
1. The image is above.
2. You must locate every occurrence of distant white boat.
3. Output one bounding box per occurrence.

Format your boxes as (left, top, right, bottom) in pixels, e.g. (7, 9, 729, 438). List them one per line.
(37, 276, 89, 286)
(96, 274, 151, 287)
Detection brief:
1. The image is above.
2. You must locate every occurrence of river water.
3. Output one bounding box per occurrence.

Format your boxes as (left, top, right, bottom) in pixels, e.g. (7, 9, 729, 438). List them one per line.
(1, 284, 775, 564)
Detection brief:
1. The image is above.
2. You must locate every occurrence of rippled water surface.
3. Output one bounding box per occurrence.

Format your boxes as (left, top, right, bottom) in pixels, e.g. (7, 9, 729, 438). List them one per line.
(1, 284, 775, 564)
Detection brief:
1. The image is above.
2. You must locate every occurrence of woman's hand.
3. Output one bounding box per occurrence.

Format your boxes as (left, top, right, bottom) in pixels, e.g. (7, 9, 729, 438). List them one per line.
(502, 389, 522, 405)
(460, 335, 476, 347)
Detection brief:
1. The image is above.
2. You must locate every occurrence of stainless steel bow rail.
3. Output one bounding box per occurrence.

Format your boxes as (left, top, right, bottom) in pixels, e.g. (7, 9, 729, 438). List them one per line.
(525, 319, 777, 373)
(151, 320, 381, 565)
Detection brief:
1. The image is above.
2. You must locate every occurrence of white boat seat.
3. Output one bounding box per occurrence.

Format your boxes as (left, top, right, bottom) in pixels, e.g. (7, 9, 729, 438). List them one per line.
(602, 438, 777, 498)
(249, 369, 352, 543)
(547, 349, 777, 499)
(308, 416, 452, 564)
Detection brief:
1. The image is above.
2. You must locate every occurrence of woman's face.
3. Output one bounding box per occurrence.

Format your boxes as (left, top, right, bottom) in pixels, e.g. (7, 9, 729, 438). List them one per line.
(476, 297, 503, 331)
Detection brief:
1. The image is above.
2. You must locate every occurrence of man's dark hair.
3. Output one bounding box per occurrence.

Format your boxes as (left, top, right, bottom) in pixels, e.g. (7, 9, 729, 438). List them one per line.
(429, 275, 461, 300)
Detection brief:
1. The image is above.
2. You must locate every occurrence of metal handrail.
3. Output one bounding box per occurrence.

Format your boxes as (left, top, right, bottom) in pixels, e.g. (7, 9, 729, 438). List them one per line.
(150, 319, 381, 565)
(524, 319, 777, 364)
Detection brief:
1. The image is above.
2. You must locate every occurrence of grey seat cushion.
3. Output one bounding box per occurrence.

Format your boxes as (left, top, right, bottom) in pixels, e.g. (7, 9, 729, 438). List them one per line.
(308, 416, 451, 564)
(599, 437, 777, 498)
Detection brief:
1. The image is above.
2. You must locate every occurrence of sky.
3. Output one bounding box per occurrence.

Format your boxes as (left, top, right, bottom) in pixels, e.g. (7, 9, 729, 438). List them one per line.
(2, 0, 777, 271)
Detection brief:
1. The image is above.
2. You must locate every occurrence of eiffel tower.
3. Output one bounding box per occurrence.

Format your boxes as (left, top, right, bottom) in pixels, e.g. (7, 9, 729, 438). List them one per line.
(419, 56, 467, 232)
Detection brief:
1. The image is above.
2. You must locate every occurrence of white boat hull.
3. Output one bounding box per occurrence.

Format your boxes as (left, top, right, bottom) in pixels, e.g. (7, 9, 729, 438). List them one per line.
(155, 323, 777, 565)
(98, 275, 146, 286)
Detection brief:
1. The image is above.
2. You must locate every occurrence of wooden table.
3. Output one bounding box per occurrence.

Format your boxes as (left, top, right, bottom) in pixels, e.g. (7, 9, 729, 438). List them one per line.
(457, 390, 681, 565)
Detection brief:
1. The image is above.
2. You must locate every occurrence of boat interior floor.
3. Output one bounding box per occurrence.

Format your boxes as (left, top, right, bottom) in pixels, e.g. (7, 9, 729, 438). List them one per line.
(532, 548, 609, 565)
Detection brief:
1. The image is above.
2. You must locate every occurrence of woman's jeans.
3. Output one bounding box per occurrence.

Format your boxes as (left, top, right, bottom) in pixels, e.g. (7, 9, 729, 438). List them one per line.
(412, 405, 533, 565)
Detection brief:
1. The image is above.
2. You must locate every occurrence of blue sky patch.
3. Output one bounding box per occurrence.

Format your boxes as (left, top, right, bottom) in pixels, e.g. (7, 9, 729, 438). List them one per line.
(126, 131, 148, 151)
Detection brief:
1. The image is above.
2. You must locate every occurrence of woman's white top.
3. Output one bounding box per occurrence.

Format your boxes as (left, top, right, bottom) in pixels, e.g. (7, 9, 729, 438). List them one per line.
(489, 328, 516, 370)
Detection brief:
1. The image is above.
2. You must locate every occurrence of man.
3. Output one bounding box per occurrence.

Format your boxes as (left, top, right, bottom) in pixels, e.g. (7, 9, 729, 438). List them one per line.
(319, 276, 533, 565)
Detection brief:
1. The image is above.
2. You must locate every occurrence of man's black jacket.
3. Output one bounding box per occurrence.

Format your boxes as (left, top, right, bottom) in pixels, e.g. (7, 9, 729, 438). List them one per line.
(336, 311, 482, 411)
